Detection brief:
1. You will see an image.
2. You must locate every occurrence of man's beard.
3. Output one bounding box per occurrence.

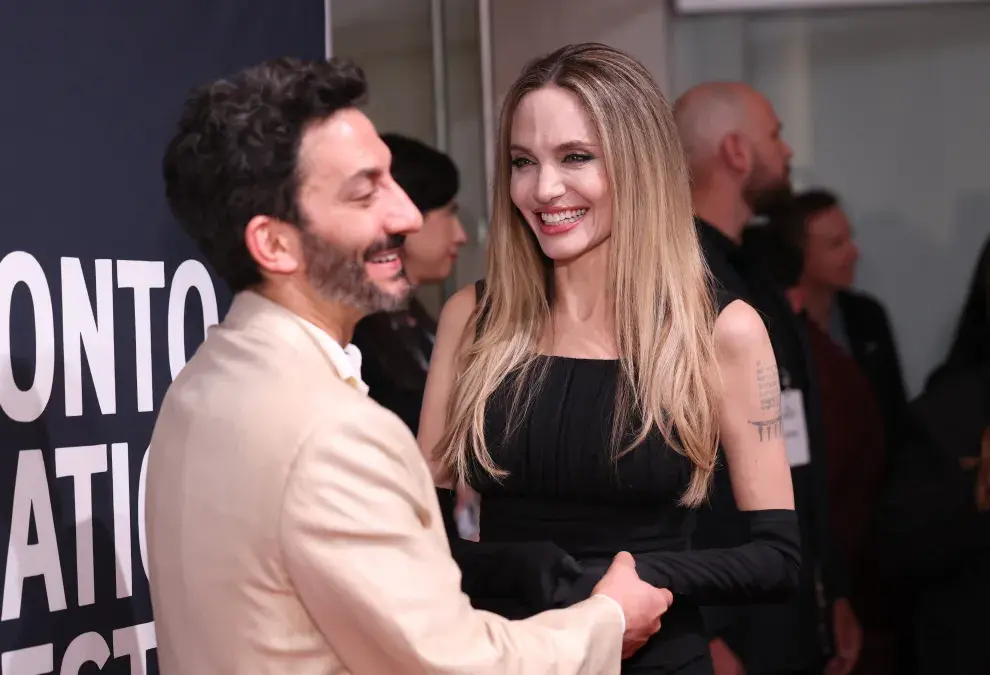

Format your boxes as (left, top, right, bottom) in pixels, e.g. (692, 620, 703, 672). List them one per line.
(301, 229, 411, 315)
(743, 155, 793, 217)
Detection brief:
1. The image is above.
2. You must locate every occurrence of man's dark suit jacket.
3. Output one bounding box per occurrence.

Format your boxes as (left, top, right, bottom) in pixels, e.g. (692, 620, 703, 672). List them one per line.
(835, 290, 909, 455)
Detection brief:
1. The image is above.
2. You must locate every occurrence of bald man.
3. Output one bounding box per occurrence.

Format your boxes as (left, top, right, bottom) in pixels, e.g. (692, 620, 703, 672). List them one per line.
(675, 82, 792, 233)
(674, 83, 862, 675)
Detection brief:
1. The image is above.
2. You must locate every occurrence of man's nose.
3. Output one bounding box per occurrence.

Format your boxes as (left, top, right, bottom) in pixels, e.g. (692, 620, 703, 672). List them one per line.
(386, 184, 422, 235)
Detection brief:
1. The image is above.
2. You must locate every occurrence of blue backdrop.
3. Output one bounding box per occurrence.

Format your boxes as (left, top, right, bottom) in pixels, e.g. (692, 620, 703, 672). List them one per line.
(0, 2, 325, 672)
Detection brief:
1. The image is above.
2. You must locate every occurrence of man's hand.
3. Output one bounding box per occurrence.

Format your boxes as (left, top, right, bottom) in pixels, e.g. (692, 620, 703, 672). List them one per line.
(825, 597, 862, 675)
(592, 551, 673, 658)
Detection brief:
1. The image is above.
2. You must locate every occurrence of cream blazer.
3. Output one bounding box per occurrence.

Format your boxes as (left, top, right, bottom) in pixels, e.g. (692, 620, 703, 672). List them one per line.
(146, 291, 623, 674)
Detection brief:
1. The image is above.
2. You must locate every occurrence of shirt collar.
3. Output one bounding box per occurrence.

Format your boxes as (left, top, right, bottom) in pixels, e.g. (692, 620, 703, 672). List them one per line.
(696, 216, 741, 253)
(296, 317, 369, 395)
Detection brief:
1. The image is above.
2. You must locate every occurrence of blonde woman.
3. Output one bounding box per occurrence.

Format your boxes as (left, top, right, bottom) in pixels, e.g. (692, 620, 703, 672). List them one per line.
(420, 44, 800, 674)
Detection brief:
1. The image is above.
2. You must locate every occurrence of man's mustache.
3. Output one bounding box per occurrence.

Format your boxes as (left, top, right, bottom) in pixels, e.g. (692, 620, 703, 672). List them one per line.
(363, 234, 406, 261)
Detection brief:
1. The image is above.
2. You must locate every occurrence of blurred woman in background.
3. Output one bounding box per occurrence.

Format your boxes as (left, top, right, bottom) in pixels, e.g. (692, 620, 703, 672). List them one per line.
(927, 234, 990, 388)
(352, 133, 477, 540)
(351, 132, 467, 436)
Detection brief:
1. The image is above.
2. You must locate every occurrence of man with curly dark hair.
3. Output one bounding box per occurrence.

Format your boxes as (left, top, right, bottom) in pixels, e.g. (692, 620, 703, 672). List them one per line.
(162, 56, 413, 311)
(146, 56, 671, 675)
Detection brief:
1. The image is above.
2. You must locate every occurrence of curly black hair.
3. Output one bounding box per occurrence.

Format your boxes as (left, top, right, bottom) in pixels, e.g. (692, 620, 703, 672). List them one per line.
(163, 57, 367, 291)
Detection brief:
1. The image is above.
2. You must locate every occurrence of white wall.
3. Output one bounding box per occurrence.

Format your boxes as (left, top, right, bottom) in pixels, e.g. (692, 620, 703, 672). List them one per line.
(444, 7, 488, 309)
(491, 0, 671, 107)
(329, 1, 437, 149)
(672, 4, 990, 395)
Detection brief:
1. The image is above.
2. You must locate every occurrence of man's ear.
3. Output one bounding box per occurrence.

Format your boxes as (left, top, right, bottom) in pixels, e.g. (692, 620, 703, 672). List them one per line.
(720, 132, 752, 176)
(244, 215, 302, 277)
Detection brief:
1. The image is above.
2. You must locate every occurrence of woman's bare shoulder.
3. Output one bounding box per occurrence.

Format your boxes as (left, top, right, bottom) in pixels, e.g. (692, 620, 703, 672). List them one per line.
(435, 282, 479, 341)
(714, 299, 770, 358)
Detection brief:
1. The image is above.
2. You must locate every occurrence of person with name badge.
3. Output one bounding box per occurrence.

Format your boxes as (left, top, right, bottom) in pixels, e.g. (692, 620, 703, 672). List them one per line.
(674, 82, 859, 675)
(750, 216, 905, 675)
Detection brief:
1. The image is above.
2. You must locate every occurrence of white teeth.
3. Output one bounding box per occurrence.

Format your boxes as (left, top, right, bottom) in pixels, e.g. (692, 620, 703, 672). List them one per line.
(539, 208, 587, 224)
(371, 253, 399, 263)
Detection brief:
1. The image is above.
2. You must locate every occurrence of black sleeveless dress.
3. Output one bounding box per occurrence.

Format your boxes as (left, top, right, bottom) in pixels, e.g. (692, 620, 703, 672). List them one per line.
(459, 285, 805, 674)
(468, 354, 714, 674)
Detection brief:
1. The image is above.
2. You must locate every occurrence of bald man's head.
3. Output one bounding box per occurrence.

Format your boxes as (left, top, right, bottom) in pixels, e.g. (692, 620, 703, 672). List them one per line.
(674, 82, 752, 173)
(674, 82, 793, 213)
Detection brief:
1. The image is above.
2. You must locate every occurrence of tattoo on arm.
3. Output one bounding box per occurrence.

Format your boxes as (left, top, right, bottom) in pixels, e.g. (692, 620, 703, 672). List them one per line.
(749, 360, 782, 442)
(749, 416, 783, 442)
(756, 360, 781, 413)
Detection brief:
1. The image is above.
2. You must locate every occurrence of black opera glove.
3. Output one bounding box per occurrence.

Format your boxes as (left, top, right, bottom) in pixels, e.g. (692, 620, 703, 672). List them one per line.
(436, 489, 584, 617)
(562, 509, 802, 606)
(631, 509, 802, 604)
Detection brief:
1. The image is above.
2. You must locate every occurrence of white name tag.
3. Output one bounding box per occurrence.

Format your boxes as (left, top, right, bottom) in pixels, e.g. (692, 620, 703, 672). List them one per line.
(781, 388, 811, 467)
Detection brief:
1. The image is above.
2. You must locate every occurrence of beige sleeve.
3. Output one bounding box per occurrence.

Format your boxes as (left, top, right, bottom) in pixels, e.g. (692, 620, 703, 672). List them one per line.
(279, 407, 623, 675)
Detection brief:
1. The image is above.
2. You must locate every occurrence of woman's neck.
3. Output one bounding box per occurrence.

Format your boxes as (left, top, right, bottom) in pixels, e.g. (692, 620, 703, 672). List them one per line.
(547, 242, 616, 357)
(553, 242, 610, 318)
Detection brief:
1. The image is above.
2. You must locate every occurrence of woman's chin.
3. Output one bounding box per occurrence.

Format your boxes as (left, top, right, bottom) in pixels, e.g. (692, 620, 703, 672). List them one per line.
(536, 231, 606, 264)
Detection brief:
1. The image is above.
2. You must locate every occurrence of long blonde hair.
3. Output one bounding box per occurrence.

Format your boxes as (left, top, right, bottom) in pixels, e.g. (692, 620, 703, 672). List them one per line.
(436, 43, 720, 506)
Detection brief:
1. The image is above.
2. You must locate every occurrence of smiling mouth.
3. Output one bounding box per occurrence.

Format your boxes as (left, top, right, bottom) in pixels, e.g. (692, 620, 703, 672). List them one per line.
(367, 250, 400, 264)
(539, 208, 587, 225)
(365, 249, 404, 278)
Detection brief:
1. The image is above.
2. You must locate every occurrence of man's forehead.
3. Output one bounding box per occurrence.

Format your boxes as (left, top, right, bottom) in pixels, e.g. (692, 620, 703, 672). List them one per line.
(747, 93, 780, 130)
(299, 108, 389, 181)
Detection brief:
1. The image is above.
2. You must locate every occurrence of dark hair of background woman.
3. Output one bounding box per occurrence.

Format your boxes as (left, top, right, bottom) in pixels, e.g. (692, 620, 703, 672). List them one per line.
(380, 132, 458, 213)
(928, 235, 990, 387)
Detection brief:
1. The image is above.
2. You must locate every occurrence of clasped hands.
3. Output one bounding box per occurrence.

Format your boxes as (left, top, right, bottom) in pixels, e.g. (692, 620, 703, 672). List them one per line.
(456, 540, 672, 658)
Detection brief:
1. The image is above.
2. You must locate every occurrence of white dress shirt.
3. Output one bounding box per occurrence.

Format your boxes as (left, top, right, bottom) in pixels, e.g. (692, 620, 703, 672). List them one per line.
(296, 317, 369, 395)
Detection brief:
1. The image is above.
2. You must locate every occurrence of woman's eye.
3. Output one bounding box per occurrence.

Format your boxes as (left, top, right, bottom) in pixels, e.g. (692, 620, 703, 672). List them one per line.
(511, 157, 533, 169)
(564, 153, 593, 164)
